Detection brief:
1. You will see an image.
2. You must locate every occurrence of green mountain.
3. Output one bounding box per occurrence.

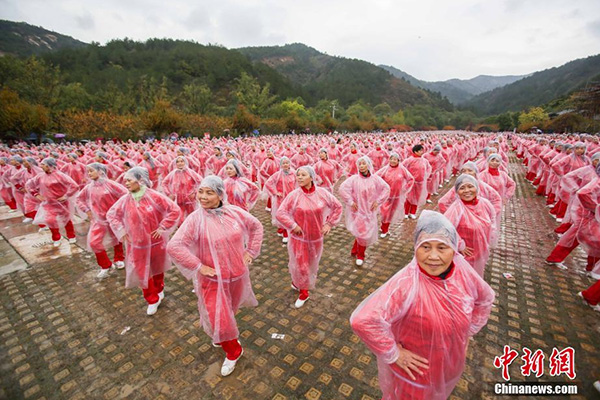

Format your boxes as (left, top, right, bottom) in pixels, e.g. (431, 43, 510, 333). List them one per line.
(464, 54, 600, 115)
(380, 64, 527, 105)
(0, 20, 88, 57)
(237, 43, 452, 110)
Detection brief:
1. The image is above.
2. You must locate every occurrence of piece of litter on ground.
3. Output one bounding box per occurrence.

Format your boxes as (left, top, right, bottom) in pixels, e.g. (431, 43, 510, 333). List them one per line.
(326, 294, 333, 298)
(502, 272, 514, 280)
(271, 333, 285, 340)
(120, 326, 131, 335)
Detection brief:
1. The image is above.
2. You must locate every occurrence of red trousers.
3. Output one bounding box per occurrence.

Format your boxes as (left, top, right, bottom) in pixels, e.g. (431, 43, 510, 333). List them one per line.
(5, 199, 17, 210)
(546, 193, 556, 205)
(404, 201, 418, 215)
(277, 228, 288, 238)
(582, 280, 600, 306)
(95, 243, 125, 269)
(50, 220, 75, 241)
(266, 198, 272, 209)
(219, 339, 243, 360)
(550, 200, 567, 218)
(351, 239, 366, 260)
(142, 273, 164, 304)
(535, 185, 546, 196)
(381, 222, 390, 234)
(554, 223, 572, 234)
(547, 242, 600, 271)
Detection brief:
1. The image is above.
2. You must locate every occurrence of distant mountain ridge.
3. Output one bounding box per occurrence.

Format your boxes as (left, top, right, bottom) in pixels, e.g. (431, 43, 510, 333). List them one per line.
(379, 64, 528, 104)
(0, 20, 88, 57)
(237, 43, 452, 110)
(464, 54, 600, 115)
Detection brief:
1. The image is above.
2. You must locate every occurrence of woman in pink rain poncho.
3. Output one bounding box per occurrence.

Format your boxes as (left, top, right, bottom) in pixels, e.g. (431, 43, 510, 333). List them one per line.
(27, 158, 79, 247)
(376, 153, 415, 238)
(222, 159, 259, 212)
(442, 174, 496, 277)
(12, 157, 42, 223)
(342, 142, 362, 176)
(0, 157, 17, 212)
(259, 148, 279, 210)
(167, 176, 263, 377)
(76, 163, 128, 279)
(59, 153, 88, 189)
(438, 162, 502, 219)
(276, 166, 343, 308)
(350, 210, 495, 400)
(550, 142, 591, 221)
(339, 156, 390, 266)
(107, 167, 181, 316)
(423, 144, 445, 202)
(205, 146, 228, 176)
(478, 153, 516, 231)
(141, 152, 160, 189)
(314, 147, 343, 193)
(161, 156, 203, 223)
(8, 156, 26, 214)
(263, 157, 297, 243)
(402, 145, 432, 219)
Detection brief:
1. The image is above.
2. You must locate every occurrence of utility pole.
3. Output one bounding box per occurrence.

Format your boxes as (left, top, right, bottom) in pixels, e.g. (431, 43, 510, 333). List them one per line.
(331, 102, 337, 119)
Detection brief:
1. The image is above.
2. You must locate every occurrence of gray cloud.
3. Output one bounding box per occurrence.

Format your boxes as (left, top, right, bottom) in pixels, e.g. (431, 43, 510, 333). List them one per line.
(587, 19, 600, 37)
(75, 13, 95, 30)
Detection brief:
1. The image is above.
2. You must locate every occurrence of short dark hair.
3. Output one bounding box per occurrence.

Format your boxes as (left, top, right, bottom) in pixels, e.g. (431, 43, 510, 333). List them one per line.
(412, 144, 424, 153)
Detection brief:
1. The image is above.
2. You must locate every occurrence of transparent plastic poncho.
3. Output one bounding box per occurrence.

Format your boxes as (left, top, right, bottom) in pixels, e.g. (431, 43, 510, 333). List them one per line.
(350, 211, 495, 400)
(167, 203, 264, 343)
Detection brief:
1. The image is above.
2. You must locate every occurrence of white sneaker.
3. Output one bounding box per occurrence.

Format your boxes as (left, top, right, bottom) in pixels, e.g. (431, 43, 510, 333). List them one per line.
(556, 218, 563, 223)
(115, 261, 125, 269)
(158, 291, 165, 301)
(356, 259, 364, 266)
(594, 380, 600, 393)
(404, 215, 409, 219)
(282, 237, 288, 244)
(22, 217, 33, 223)
(221, 347, 243, 376)
(265, 207, 271, 212)
(426, 199, 433, 204)
(548, 262, 567, 270)
(38, 226, 49, 232)
(53, 239, 61, 247)
(147, 298, 162, 316)
(294, 296, 309, 308)
(409, 214, 417, 219)
(380, 232, 388, 238)
(97, 269, 111, 279)
(590, 272, 600, 280)
(8, 209, 16, 213)
(68, 237, 77, 244)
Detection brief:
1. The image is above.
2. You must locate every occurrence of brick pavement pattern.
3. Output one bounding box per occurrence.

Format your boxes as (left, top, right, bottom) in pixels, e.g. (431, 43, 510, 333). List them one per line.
(1, 153, 599, 400)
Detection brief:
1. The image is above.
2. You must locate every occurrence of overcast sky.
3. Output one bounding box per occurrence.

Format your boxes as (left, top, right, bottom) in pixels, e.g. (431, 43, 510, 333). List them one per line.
(1, 0, 599, 81)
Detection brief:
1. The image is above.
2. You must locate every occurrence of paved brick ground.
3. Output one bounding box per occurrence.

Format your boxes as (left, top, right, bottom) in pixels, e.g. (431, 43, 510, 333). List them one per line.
(1, 153, 599, 400)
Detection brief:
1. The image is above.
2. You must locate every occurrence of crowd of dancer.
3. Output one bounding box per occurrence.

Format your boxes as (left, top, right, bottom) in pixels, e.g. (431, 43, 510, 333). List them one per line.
(0, 130, 598, 398)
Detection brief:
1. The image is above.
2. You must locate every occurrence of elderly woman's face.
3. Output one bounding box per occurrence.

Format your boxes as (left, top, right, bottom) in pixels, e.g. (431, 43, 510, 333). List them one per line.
(416, 240, 455, 276)
(226, 153, 234, 160)
(197, 187, 221, 209)
(281, 159, 291, 171)
(87, 167, 100, 181)
(489, 158, 501, 169)
(592, 158, 600, 168)
(125, 177, 141, 193)
(358, 160, 369, 173)
(389, 156, 399, 167)
(319, 151, 327, 161)
(575, 147, 585, 156)
(458, 183, 477, 202)
(225, 164, 237, 177)
(176, 158, 186, 169)
(296, 169, 312, 188)
(460, 167, 477, 177)
(41, 163, 51, 173)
